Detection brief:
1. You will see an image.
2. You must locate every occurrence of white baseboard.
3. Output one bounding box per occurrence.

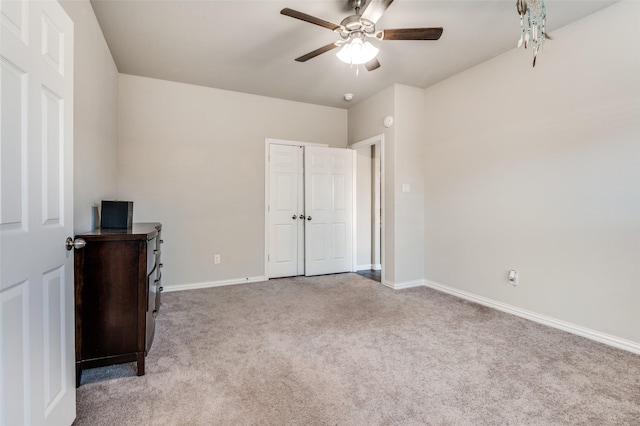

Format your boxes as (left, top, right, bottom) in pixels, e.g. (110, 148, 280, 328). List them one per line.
(382, 279, 424, 290)
(163, 276, 266, 293)
(356, 264, 373, 271)
(423, 279, 640, 355)
(356, 264, 382, 271)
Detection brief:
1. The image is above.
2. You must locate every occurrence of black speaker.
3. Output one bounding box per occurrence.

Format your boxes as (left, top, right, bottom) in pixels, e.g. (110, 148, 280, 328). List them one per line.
(101, 201, 133, 229)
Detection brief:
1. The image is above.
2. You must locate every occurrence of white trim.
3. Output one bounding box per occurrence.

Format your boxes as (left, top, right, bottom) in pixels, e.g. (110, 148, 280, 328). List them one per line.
(264, 138, 328, 279)
(163, 276, 267, 293)
(265, 138, 327, 148)
(356, 264, 374, 271)
(349, 134, 384, 150)
(348, 134, 385, 285)
(382, 279, 424, 290)
(356, 263, 382, 271)
(352, 148, 357, 273)
(423, 279, 640, 355)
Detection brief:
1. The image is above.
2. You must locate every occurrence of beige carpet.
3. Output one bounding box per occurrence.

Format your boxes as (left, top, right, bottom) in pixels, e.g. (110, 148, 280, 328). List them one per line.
(74, 273, 640, 425)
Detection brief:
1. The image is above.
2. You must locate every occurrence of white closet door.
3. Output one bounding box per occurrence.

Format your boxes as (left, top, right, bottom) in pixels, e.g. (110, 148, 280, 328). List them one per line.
(1, 0, 76, 424)
(268, 144, 302, 278)
(304, 147, 353, 276)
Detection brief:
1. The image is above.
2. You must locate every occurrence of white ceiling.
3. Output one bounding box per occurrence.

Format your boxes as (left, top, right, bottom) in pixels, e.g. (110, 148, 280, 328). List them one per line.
(90, 0, 615, 109)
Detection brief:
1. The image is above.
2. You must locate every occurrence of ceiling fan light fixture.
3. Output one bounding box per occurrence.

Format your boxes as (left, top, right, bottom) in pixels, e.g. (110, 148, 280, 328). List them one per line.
(336, 37, 379, 65)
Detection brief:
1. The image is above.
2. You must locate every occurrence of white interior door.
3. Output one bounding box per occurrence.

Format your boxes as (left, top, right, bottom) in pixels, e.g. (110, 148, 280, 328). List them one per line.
(1, 0, 76, 424)
(267, 144, 303, 278)
(304, 147, 353, 276)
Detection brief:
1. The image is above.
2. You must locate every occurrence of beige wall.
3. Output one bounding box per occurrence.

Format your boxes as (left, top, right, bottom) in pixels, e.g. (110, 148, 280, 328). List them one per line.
(348, 85, 396, 283)
(117, 74, 347, 288)
(60, 0, 119, 233)
(348, 84, 426, 287)
(394, 85, 425, 285)
(422, 2, 640, 344)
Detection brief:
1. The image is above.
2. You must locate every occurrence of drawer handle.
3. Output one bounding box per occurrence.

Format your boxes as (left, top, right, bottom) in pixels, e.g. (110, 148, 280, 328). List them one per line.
(153, 249, 159, 255)
(159, 263, 163, 268)
(154, 279, 159, 284)
(152, 309, 158, 318)
(159, 239, 164, 244)
(159, 286, 163, 293)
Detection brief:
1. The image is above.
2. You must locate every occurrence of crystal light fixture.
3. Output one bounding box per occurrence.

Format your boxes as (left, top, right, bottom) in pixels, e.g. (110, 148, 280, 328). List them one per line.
(516, 0, 547, 67)
(336, 36, 379, 65)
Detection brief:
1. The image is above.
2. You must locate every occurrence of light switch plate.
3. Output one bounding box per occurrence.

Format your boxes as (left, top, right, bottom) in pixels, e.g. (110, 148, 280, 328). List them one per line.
(402, 184, 410, 193)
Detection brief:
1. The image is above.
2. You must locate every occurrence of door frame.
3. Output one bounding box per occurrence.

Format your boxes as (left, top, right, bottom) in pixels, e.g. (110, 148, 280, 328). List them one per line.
(264, 138, 327, 279)
(349, 134, 385, 284)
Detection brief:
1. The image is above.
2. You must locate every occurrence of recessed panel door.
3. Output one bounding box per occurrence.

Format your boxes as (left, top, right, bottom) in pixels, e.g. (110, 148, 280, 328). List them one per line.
(304, 147, 353, 276)
(268, 144, 303, 278)
(0, 0, 76, 424)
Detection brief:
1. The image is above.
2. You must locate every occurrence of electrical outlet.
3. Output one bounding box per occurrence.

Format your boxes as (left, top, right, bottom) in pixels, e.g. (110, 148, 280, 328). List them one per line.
(214, 254, 221, 264)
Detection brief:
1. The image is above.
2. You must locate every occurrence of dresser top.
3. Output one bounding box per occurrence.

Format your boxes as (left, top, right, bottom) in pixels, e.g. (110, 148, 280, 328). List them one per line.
(75, 222, 161, 241)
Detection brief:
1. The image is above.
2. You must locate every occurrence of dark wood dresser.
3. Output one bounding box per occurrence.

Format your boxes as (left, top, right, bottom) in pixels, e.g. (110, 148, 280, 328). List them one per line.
(74, 223, 163, 386)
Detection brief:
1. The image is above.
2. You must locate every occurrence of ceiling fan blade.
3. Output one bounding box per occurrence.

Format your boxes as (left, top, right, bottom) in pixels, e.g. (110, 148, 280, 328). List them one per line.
(281, 8, 341, 31)
(377, 27, 443, 41)
(360, 0, 394, 25)
(365, 58, 381, 71)
(294, 43, 339, 62)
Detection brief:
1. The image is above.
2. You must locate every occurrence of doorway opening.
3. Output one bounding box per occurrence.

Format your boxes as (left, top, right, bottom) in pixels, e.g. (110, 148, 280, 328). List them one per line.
(350, 134, 384, 284)
(356, 269, 382, 282)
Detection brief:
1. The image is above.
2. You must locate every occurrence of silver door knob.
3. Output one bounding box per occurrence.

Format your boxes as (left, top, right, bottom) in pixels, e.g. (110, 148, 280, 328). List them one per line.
(65, 237, 86, 251)
(307, 216, 312, 221)
(292, 215, 297, 220)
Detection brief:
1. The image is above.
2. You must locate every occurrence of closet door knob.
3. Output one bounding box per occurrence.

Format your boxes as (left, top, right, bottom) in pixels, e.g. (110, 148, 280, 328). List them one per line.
(292, 215, 297, 220)
(307, 216, 312, 221)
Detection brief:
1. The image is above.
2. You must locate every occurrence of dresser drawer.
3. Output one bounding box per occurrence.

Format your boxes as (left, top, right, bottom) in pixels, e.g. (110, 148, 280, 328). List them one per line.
(147, 236, 158, 275)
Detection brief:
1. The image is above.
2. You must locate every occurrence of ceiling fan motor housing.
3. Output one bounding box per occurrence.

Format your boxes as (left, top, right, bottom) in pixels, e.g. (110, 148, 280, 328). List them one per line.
(349, 0, 366, 10)
(342, 14, 363, 30)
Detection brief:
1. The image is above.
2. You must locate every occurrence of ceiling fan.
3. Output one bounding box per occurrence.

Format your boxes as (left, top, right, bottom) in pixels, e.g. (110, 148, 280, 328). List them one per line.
(281, 0, 443, 71)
